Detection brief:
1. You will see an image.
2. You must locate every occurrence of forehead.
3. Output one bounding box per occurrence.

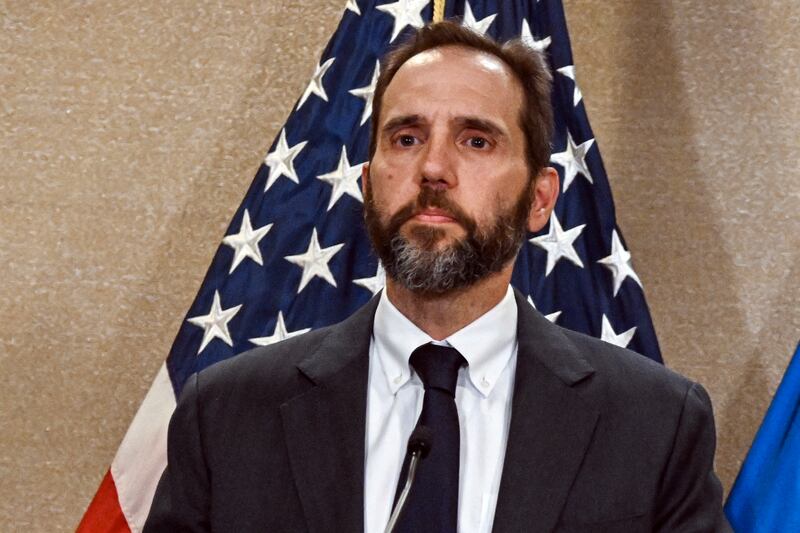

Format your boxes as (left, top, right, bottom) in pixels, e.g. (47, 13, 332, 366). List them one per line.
(403, 45, 511, 76)
(381, 45, 523, 126)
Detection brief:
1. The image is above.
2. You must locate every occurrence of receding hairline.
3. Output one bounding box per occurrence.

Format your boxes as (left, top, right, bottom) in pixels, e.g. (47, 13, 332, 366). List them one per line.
(393, 44, 519, 87)
(380, 44, 525, 129)
(402, 43, 513, 68)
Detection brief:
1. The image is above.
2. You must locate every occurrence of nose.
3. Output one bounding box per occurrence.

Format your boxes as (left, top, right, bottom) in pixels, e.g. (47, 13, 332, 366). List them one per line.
(419, 134, 457, 191)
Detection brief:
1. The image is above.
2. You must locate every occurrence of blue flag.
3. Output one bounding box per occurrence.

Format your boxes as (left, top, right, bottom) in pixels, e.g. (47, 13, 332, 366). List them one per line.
(166, 0, 663, 398)
(725, 342, 800, 531)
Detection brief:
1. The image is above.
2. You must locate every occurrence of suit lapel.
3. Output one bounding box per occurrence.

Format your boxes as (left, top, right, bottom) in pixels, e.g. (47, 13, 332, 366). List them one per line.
(492, 291, 599, 533)
(279, 297, 379, 533)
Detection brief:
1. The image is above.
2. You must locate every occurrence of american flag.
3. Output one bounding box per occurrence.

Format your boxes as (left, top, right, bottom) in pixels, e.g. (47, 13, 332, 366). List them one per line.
(78, 0, 661, 530)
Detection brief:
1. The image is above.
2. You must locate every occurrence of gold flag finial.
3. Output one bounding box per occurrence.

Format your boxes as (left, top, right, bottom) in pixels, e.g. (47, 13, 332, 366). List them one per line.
(433, 0, 445, 22)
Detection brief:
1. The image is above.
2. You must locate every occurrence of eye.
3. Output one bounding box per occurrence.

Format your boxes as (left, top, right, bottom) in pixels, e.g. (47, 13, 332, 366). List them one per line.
(467, 136, 489, 149)
(396, 134, 418, 147)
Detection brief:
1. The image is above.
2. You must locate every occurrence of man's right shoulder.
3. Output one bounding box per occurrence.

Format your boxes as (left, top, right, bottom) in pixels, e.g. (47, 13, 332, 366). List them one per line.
(184, 292, 380, 408)
(189, 323, 339, 408)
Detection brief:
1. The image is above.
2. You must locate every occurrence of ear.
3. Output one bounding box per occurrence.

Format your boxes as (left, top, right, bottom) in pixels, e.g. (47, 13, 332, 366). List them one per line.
(527, 166, 559, 233)
(361, 162, 370, 197)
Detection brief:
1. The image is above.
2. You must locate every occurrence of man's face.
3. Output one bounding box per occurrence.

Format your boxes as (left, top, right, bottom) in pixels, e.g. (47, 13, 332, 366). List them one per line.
(363, 45, 534, 294)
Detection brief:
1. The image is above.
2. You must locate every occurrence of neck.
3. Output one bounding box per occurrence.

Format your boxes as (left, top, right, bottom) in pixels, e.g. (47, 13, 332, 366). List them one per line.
(385, 266, 513, 340)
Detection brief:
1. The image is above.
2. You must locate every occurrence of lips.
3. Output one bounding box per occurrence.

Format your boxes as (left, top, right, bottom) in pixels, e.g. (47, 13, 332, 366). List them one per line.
(386, 187, 473, 230)
(412, 208, 457, 224)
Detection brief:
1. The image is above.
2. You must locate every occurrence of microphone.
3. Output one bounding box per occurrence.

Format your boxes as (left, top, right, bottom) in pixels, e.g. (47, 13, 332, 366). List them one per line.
(384, 425, 433, 533)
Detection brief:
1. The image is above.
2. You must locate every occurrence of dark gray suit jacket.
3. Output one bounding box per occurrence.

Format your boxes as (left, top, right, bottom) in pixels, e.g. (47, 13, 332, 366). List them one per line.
(145, 291, 729, 532)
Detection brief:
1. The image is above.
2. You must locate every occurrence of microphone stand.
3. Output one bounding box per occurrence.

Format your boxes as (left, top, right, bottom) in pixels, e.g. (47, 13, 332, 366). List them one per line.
(384, 425, 433, 533)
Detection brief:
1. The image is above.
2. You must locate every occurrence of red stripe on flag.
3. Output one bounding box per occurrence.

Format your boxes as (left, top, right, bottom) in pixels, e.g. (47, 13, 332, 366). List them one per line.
(76, 469, 131, 533)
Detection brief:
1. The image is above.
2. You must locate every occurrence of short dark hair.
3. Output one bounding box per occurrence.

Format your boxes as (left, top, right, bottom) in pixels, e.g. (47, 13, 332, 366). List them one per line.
(369, 20, 554, 178)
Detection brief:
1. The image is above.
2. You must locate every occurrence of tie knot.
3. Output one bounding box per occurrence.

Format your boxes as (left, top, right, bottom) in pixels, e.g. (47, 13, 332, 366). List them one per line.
(410, 343, 466, 397)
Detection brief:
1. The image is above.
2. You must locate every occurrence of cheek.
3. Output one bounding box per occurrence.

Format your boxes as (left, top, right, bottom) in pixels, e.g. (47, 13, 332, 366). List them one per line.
(462, 167, 528, 214)
(371, 163, 417, 203)
(372, 156, 403, 185)
(367, 175, 402, 219)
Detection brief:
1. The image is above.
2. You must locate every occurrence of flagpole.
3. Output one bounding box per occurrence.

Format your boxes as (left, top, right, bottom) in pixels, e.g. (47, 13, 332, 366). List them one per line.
(433, 0, 445, 22)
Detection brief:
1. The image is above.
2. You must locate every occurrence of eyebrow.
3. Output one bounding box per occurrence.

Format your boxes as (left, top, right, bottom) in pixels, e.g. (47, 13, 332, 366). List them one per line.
(381, 114, 508, 139)
(453, 116, 507, 138)
(381, 114, 422, 134)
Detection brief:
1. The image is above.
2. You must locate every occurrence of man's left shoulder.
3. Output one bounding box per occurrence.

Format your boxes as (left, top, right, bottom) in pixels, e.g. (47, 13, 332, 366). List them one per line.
(514, 290, 694, 405)
(569, 326, 689, 383)
(557, 324, 710, 421)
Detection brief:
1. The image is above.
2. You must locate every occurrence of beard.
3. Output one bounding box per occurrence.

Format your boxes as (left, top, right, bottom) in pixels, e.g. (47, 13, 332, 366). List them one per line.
(363, 182, 533, 295)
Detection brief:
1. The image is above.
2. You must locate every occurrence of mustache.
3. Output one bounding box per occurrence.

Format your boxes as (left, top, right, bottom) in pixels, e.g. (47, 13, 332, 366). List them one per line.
(384, 188, 477, 236)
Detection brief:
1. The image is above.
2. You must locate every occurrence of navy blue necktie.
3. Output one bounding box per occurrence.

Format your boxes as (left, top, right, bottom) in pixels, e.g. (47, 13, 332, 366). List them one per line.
(394, 343, 466, 533)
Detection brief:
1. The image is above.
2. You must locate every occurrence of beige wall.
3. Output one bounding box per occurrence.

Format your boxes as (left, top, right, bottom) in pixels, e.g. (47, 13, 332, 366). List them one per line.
(1, 1, 797, 530)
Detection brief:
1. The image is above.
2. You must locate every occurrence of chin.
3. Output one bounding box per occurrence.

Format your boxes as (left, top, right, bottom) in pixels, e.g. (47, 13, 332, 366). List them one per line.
(405, 224, 463, 250)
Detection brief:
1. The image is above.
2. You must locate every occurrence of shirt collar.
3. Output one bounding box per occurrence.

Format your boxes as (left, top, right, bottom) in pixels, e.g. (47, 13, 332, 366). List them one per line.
(372, 286, 518, 397)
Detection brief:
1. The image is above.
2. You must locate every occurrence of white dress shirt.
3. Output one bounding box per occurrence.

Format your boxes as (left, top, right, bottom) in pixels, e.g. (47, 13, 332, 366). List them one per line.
(364, 286, 518, 533)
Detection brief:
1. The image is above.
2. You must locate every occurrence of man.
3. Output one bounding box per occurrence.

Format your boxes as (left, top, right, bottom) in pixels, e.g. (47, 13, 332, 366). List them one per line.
(145, 22, 729, 532)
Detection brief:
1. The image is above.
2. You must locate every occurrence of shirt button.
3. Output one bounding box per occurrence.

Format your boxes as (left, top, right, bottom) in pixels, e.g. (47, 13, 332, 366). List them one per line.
(394, 374, 403, 384)
(481, 377, 491, 387)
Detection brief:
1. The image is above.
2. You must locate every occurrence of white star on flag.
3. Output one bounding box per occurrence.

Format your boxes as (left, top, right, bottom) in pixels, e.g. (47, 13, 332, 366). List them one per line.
(521, 19, 551, 52)
(550, 130, 594, 192)
(527, 295, 562, 323)
(600, 314, 636, 348)
(353, 263, 386, 296)
(557, 65, 582, 106)
(264, 129, 308, 192)
(462, 1, 496, 35)
(249, 311, 311, 346)
(349, 61, 380, 126)
(317, 147, 364, 210)
(284, 228, 345, 293)
(597, 230, 643, 297)
(377, 0, 429, 42)
(187, 290, 242, 354)
(297, 57, 336, 110)
(530, 212, 586, 276)
(345, 0, 361, 15)
(221, 209, 273, 274)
